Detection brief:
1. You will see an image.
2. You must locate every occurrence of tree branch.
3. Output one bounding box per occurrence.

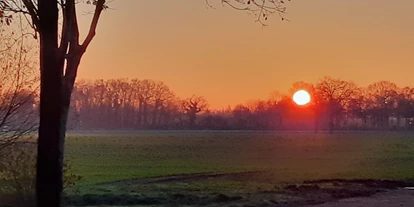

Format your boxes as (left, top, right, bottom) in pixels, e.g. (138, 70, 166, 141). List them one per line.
(20, 0, 39, 30)
(81, 0, 105, 52)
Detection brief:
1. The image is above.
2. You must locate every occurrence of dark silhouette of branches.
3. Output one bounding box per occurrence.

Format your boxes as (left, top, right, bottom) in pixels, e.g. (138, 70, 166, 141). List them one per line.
(0, 26, 38, 150)
(316, 77, 359, 133)
(220, 0, 290, 25)
(182, 95, 208, 128)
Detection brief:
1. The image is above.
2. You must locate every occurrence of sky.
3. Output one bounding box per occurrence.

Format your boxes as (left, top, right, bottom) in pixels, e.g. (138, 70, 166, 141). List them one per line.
(75, 0, 414, 109)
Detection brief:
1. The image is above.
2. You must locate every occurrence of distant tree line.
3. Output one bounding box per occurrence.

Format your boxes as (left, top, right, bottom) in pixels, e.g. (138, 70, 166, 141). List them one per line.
(2, 75, 414, 134)
(67, 79, 209, 130)
(2, 76, 414, 133)
(62, 77, 414, 132)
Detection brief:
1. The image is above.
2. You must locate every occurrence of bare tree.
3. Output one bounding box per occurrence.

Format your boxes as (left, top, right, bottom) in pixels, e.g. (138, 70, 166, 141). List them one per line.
(1, 0, 107, 205)
(182, 95, 208, 129)
(151, 81, 175, 128)
(67, 79, 179, 130)
(288, 81, 325, 132)
(267, 90, 284, 106)
(0, 27, 38, 150)
(316, 76, 359, 133)
(137, 80, 156, 127)
(366, 81, 399, 129)
(397, 87, 414, 128)
(288, 81, 315, 97)
(347, 88, 369, 127)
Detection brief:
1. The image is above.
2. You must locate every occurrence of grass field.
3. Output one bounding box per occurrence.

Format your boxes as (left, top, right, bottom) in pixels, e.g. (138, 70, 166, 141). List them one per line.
(64, 131, 414, 206)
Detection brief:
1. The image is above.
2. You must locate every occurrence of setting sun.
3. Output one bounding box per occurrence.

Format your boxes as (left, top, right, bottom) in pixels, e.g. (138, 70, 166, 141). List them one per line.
(293, 90, 311, 106)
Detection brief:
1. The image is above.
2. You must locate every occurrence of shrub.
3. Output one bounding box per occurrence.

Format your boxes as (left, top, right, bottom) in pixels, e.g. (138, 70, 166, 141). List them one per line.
(0, 143, 81, 206)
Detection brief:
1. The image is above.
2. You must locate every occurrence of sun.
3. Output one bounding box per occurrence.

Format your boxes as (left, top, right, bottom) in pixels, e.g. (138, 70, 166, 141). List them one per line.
(293, 90, 311, 106)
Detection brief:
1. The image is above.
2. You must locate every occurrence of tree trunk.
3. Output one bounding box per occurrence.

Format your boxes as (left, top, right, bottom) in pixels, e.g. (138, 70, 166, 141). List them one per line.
(36, 1, 63, 206)
(35, 0, 104, 205)
(328, 113, 334, 134)
(151, 108, 158, 128)
(143, 103, 148, 127)
(397, 116, 401, 129)
(406, 118, 409, 130)
(189, 113, 196, 129)
(138, 100, 143, 126)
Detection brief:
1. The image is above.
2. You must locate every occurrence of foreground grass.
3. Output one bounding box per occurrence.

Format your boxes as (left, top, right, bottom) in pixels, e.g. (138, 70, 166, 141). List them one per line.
(66, 131, 414, 186)
(64, 131, 414, 206)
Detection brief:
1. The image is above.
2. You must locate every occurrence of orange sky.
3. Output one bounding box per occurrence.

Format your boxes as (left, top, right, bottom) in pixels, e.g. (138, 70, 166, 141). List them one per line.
(75, 0, 414, 109)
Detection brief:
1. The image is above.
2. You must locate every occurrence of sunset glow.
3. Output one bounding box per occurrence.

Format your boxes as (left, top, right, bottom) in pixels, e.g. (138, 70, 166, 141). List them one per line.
(293, 90, 311, 106)
(72, 0, 414, 109)
(2, 1, 414, 207)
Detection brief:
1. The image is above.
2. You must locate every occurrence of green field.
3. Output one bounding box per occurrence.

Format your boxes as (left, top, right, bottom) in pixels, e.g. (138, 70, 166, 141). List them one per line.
(64, 131, 414, 206)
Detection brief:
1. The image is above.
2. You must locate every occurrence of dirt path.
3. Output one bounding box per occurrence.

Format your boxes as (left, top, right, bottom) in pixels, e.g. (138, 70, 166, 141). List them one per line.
(306, 189, 414, 207)
(91, 173, 414, 207)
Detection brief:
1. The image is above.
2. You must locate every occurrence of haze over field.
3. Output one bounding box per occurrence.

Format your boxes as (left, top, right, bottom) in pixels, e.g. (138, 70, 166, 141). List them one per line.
(74, 0, 414, 109)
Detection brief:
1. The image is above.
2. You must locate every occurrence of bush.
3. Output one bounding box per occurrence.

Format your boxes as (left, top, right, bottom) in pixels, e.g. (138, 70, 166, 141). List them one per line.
(0, 143, 81, 206)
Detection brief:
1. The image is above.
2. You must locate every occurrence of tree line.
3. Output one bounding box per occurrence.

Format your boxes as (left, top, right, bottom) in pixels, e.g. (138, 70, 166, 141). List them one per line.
(2, 76, 414, 134)
(62, 77, 414, 132)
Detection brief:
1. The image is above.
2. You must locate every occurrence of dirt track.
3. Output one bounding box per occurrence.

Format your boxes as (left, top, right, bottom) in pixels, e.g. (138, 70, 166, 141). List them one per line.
(91, 173, 414, 207)
(307, 189, 414, 207)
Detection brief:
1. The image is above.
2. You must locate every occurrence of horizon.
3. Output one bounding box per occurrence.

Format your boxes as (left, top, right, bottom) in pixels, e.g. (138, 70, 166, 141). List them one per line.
(74, 76, 412, 111)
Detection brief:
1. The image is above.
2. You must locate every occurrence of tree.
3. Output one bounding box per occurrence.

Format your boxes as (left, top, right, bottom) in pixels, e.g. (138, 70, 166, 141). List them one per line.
(288, 81, 315, 97)
(232, 104, 252, 129)
(396, 87, 414, 129)
(0, 26, 38, 150)
(316, 76, 359, 133)
(288, 81, 322, 132)
(266, 91, 284, 129)
(136, 79, 156, 127)
(182, 95, 208, 128)
(65, 78, 181, 130)
(347, 90, 369, 127)
(151, 81, 175, 128)
(1, 0, 107, 205)
(366, 81, 399, 129)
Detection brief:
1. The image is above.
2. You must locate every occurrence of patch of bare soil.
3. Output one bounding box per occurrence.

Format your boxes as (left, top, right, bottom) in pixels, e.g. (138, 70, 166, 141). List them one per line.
(95, 173, 414, 207)
(282, 179, 414, 206)
(305, 189, 414, 207)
